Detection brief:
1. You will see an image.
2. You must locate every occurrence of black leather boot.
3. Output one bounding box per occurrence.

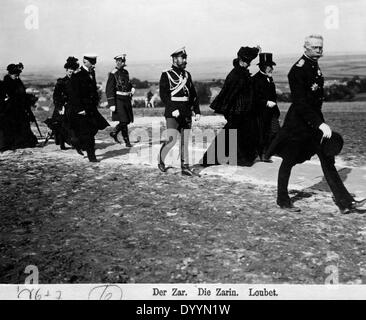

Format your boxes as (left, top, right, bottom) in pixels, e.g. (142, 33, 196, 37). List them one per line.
(87, 148, 98, 162)
(181, 164, 200, 177)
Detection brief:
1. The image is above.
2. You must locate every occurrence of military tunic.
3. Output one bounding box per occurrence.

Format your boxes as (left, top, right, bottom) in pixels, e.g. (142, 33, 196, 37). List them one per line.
(105, 67, 134, 124)
(159, 65, 200, 124)
(266, 54, 325, 163)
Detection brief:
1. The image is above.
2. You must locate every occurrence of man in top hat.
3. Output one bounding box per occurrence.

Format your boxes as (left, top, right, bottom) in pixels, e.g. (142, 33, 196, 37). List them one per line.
(265, 35, 366, 214)
(69, 54, 109, 162)
(158, 47, 201, 176)
(252, 52, 280, 162)
(106, 54, 135, 147)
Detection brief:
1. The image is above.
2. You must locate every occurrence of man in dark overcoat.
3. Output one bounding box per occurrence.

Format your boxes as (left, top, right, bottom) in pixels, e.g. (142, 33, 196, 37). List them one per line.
(252, 52, 280, 162)
(106, 54, 134, 147)
(266, 35, 366, 214)
(69, 54, 109, 162)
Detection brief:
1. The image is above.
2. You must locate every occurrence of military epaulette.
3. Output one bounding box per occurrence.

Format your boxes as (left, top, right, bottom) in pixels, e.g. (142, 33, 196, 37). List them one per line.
(296, 59, 305, 67)
(111, 69, 117, 74)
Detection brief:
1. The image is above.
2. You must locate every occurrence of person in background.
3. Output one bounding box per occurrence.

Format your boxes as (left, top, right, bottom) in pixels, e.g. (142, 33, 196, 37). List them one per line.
(106, 54, 135, 147)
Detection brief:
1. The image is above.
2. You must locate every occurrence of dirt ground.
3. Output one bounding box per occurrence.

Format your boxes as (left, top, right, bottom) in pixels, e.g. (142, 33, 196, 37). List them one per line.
(0, 111, 366, 284)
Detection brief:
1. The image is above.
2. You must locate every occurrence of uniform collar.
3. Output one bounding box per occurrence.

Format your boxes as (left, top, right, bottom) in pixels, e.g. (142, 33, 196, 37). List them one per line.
(303, 53, 318, 65)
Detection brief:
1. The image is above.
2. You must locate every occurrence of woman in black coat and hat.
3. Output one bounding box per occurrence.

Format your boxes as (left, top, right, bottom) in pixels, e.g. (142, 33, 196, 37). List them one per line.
(1, 63, 38, 151)
(49, 57, 80, 150)
(200, 46, 261, 166)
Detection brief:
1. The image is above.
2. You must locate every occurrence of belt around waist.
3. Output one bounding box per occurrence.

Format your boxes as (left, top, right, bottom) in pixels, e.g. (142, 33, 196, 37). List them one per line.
(171, 97, 189, 102)
(116, 91, 131, 96)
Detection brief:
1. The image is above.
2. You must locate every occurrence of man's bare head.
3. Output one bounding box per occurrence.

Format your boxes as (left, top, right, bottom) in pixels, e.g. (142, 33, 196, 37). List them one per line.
(304, 34, 324, 60)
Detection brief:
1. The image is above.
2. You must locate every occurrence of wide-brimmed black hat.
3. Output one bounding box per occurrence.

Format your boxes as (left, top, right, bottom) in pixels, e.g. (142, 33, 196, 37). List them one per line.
(237, 46, 260, 63)
(7, 63, 22, 75)
(321, 131, 344, 157)
(64, 56, 79, 70)
(257, 53, 276, 66)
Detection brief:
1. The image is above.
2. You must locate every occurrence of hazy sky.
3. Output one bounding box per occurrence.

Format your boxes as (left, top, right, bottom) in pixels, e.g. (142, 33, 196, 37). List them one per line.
(0, 0, 365, 68)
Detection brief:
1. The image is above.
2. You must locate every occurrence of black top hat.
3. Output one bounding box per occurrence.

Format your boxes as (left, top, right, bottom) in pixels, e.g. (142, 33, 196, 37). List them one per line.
(257, 53, 276, 66)
(321, 131, 344, 157)
(237, 46, 260, 64)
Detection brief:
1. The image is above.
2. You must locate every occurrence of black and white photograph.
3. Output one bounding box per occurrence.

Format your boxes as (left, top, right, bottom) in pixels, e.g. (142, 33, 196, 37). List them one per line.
(1, 0, 366, 301)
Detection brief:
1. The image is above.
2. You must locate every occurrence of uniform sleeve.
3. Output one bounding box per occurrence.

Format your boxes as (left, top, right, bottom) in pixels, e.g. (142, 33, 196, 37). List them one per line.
(187, 73, 200, 114)
(105, 73, 116, 107)
(159, 72, 170, 106)
(288, 67, 323, 129)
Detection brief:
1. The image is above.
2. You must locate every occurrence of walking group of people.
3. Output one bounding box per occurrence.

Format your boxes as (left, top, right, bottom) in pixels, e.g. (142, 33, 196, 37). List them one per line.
(157, 34, 365, 214)
(1, 33, 365, 214)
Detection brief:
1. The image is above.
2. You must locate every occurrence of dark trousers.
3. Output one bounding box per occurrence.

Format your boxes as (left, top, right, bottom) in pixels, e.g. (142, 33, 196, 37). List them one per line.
(159, 117, 191, 167)
(112, 122, 129, 141)
(277, 149, 354, 209)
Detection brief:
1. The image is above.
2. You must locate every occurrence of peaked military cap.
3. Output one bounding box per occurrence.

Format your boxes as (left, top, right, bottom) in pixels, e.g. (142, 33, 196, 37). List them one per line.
(114, 54, 126, 60)
(83, 53, 98, 65)
(171, 47, 187, 58)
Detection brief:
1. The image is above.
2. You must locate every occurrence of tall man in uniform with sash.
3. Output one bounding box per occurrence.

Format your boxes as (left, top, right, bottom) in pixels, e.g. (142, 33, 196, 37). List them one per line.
(106, 54, 135, 147)
(158, 47, 201, 176)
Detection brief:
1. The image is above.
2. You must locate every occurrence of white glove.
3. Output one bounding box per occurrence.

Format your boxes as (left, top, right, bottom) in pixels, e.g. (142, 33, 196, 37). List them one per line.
(78, 110, 86, 115)
(319, 123, 332, 138)
(194, 114, 201, 122)
(59, 106, 65, 115)
(109, 106, 116, 112)
(131, 88, 136, 96)
(172, 109, 180, 118)
(267, 101, 276, 108)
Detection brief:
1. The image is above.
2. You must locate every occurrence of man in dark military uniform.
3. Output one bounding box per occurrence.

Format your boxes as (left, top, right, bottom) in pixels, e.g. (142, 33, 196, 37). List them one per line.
(69, 54, 109, 162)
(158, 47, 201, 176)
(252, 52, 280, 162)
(266, 35, 366, 214)
(106, 54, 134, 147)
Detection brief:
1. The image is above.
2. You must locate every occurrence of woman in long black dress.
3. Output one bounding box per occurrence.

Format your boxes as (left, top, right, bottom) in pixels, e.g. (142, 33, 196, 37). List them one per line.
(50, 56, 80, 150)
(200, 46, 261, 167)
(1, 63, 38, 151)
